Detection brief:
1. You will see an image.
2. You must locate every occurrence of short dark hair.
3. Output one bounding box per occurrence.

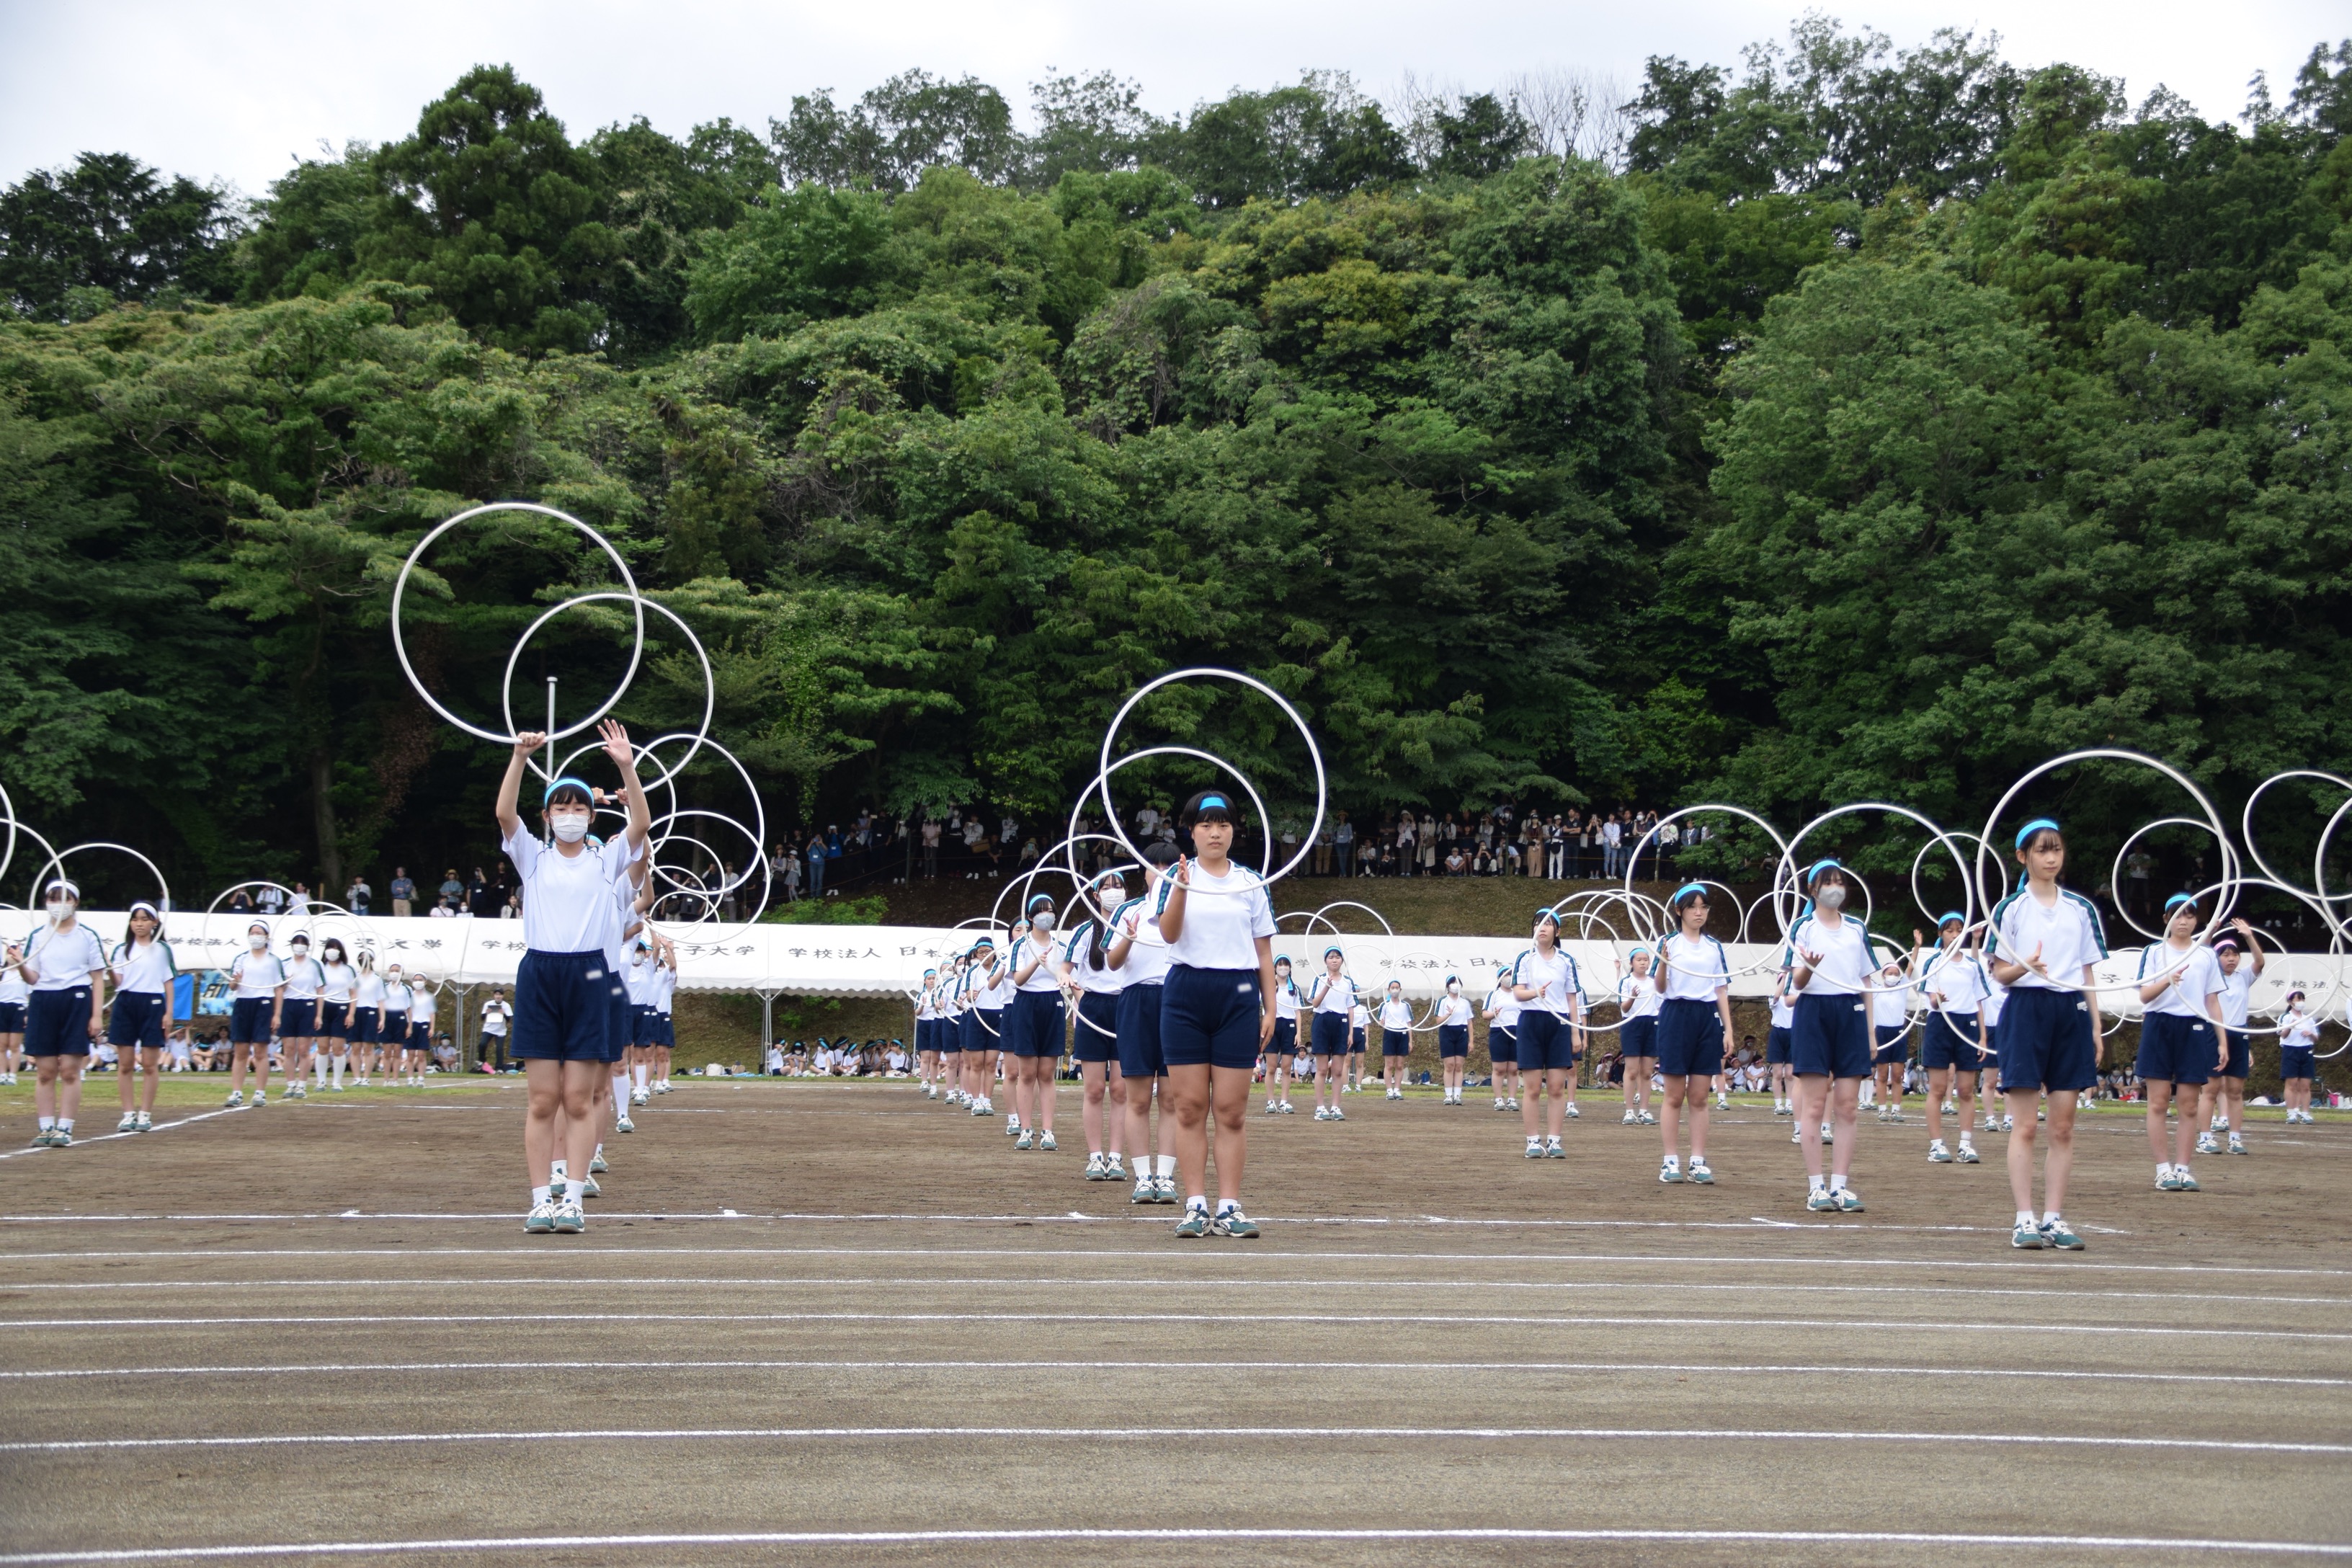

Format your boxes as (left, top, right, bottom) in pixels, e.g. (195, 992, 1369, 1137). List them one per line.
(1179, 788, 1237, 829)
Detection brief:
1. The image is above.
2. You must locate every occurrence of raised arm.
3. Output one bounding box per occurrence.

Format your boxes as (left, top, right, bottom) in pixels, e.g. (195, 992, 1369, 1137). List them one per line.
(496, 731, 546, 843)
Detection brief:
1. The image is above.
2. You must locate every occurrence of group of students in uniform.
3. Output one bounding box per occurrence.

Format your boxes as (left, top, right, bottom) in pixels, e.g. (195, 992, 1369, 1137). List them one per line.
(909, 790, 1274, 1237)
(891, 812, 2333, 1250)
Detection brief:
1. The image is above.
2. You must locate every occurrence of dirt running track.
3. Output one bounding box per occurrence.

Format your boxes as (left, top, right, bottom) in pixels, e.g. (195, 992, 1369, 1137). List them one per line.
(2, 1078, 2348, 1566)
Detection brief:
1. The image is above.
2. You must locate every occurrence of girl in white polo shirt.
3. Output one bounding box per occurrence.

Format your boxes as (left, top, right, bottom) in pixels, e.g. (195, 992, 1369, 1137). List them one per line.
(496, 718, 650, 1236)
(1267, 956, 1301, 1115)
(1656, 887, 1734, 1185)
(1153, 788, 1277, 1238)
(1009, 895, 1066, 1150)
(224, 922, 284, 1109)
(2134, 892, 2226, 1193)
(1510, 910, 1584, 1161)
(1433, 974, 1474, 1105)
(316, 939, 355, 1092)
(1616, 948, 1660, 1126)
(14, 879, 108, 1146)
(1307, 948, 1355, 1123)
(1483, 966, 1521, 1110)
(1786, 863, 1876, 1211)
(1987, 819, 2107, 1251)
(277, 934, 321, 1101)
(1376, 979, 1415, 1100)
(107, 901, 174, 1133)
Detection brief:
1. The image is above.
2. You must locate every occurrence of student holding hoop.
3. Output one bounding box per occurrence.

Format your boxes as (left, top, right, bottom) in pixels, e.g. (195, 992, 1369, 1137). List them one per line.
(1510, 909, 1585, 1161)
(1786, 864, 1875, 1211)
(14, 880, 107, 1146)
(1434, 975, 1474, 1105)
(2134, 892, 2226, 1195)
(1307, 948, 1355, 1123)
(1009, 894, 1066, 1152)
(496, 719, 650, 1237)
(107, 901, 174, 1133)
(1616, 948, 1660, 1126)
(1153, 789, 1278, 1239)
(1657, 887, 1734, 1185)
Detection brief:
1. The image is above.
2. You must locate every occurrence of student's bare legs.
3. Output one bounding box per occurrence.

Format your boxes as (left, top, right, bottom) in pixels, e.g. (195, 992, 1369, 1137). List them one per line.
(2008, 1088, 2077, 1214)
(1795, 1075, 1862, 1180)
(1121, 1074, 1167, 1171)
(33, 1054, 86, 1126)
(1081, 1059, 1115, 1154)
(2144, 1080, 2198, 1170)
(1925, 1066, 1951, 1144)
(1661, 1074, 1708, 1162)
(1168, 1063, 1250, 1203)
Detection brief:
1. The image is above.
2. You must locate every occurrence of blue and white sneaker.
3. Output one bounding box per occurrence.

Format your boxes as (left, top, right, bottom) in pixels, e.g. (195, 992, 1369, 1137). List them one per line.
(1688, 1159, 1714, 1185)
(524, 1201, 556, 1234)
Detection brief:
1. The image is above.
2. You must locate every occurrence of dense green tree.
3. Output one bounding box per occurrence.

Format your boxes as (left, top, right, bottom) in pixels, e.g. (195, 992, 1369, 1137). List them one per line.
(0, 153, 242, 321)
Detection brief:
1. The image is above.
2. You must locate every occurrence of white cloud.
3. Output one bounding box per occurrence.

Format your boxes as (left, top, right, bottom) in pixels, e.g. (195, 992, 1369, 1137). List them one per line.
(2, 0, 2342, 193)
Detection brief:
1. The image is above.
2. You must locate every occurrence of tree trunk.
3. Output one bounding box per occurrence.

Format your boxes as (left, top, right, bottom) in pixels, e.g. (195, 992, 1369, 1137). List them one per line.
(311, 749, 343, 896)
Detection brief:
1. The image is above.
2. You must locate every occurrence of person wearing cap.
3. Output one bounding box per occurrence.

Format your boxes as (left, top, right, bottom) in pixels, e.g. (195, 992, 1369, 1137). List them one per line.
(1306, 947, 1356, 1123)
(1914, 915, 1988, 1167)
(1657, 886, 1735, 1186)
(496, 718, 651, 1237)
(2198, 918, 2265, 1157)
(1061, 870, 1132, 1181)
(1266, 955, 1301, 1115)
(2278, 990, 2319, 1123)
(223, 919, 285, 1110)
(1615, 948, 1661, 1126)
(1785, 862, 1880, 1210)
(2135, 892, 2227, 1193)
(12, 880, 108, 1146)
(1107, 852, 1180, 1202)
(1987, 820, 2106, 1250)
(1152, 788, 1277, 1238)
(107, 902, 177, 1133)
(1433, 974, 1474, 1105)
(1482, 965, 1521, 1112)
(1008, 894, 1066, 1151)
(1510, 909, 1586, 1159)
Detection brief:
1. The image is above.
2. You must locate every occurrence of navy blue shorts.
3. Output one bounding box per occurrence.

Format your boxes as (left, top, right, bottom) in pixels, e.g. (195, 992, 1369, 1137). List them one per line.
(1438, 1024, 1469, 1059)
(1997, 986, 2095, 1095)
(379, 1010, 408, 1045)
(512, 949, 618, 1064)
(1764, 1025, 1792, 1065)
(0, 1002, 23, 1033)
(1620, 1015, 1657, 1059)
(1010, 989, 1064, 1059)
(349, 1007, 380, 1043)
(320, 1002, 349, 1039)
(1072, 991, 1121, 1064)
(280, 998, 318, 1038)
(410, 1020, 433, 1051)
(1657, 997, 1724, 1079)
(1872, 1022, 1911, 1064)
(231, 995, 275, 1046)
(1515, 1010, 1577, 1073)
(1350, 1028, 1366, 1054)
(1115, 984, 1166, 1079)
(653, 1012, 675, 1048)
(107, 992, 168, 1051)
(1920, 1012, 1981, 1071)
(974, 1007, 1004, 1052)
(1310, 1012, 1350, 1056)
(2282, 1047, 2315, 1080)
(1382, 1027, 1412, 1057)
(1487, 1025, 1515, 1066)
(1273, 1016, 1297, 1054)
(635, 1004, 661, 1049)
(2137, 1011, 2218, 1087)
(1791, 992, 1872, 1079)
(26, 988, 94, 1057)
(1160, 964, 1262, 1072)
(2221, 1028, 2250, 1079)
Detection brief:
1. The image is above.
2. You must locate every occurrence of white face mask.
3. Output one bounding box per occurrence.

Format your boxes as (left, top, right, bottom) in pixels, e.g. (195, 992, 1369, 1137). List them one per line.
(1447, 981, 1461, 994)
(1030, 914, 1054, 933)
(45, 899, 71, 923)
(250, 935, 270, 950)
(1815, 885, 1847, 910)
(551, 811, 591, 844)
(291, 945, 310, 959)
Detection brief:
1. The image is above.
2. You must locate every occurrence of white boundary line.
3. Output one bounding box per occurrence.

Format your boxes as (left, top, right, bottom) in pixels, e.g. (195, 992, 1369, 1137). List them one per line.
(9, 1309, 2350, 1340)
(0, 1211, 2097, 1234)
(4, 1357, 2346, 1390)
(6, 1423, 2350, 1457)
(0, 1107, 242, 1162)
(4, 1245, 2342, 1279)
(1, 1527, 2348, 1564)
(5, 1275, 2340, 1309)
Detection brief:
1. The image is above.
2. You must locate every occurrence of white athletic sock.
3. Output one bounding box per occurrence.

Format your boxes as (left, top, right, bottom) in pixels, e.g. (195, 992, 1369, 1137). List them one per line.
(564, 1179, 585, 1204)
(1156, 1154, 1176, 1179)
(533, 1185, 551, 1206)
(2041, 1210, 2062, 1227)
(1828, 1174, 1846, 1193)
(2016, 1209, 2035, 1228)
(58, 1119, 71, 1132)
(551, 1161, 567, 1180)
(1809, 1174, 1826, 1193)
(1662, 1154, 1678, 1169)
(633, 1064, 649, 1090)
(1215, 1198, 1237, 1216)
(2157, 1162, 2171, 1179)
(594, 1142, 605, 1159)
(1187, 1194, 1207, 1211)
(612, 1074, 627, 1105)
(37, 1116, 53, 1130)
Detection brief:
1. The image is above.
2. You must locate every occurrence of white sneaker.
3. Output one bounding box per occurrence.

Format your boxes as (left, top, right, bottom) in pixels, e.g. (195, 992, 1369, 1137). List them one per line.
(1820, 1124, 1833, 1145)
(251, 1091, 267, 1106)
(631, 1089, 649, 1107)
(1524, 1139, 1544, 1159)
(116, 1112, 138, 1133)
(615, 1114, 636, 1133)
(1565, 1103, 1580, 1119)
(1314, 1106, 1332, 1122)
(133, 1111, 151, 1131)
(1622, 1110, 1638, 1125)
(1928, 1140, 1951, 1163)
(224, 1090, 243, 1108)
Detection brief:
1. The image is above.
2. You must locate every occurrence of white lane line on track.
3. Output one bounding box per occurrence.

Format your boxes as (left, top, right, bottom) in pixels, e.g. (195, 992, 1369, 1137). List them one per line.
(0, 1108, 244, 1162)
(4, 1246, 2339, 1278)
(11, 1311, 2351, 1340)
(4, 1358, 2347, 1391)
(7, 1425, 2351, 1458)
(1, 1530, 2348, 1566)
(8, 1276, 2341, 1309)
(4, 1528, 2350, 1567)
(0, 1211, 2078, 1234)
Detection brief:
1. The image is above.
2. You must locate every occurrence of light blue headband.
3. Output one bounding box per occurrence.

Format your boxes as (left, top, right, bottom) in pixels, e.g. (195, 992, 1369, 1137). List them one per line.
(1324, 945, 1344, 959)
(1805, 858, 1842, 887)
(2165, 892, 2197, 913)
(1936, 912, 1966, 929)
(1629, 945, 1652, 958)
(1026, 894, 1056, 914)
(2015, 817, 2060, 850)
(1670, 883, 1706, 906)
(1198, 794, 1229, 811)
(1533, 907, 1560, 925)
(543, 775, 594, 805)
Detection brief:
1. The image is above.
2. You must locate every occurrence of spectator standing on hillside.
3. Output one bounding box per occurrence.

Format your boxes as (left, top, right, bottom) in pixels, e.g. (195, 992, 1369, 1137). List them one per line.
(806, 832, 828, 899)
(257, 883, 286, 916)
(1335, 813, 1354, 877)
(389, 868, 414, 918)
(1601, 814, 1623, 878)
(346, 876, 371, 914)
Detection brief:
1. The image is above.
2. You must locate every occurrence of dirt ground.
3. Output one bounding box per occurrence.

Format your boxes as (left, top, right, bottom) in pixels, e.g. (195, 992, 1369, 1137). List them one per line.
(2, 1073, 2348, 1565)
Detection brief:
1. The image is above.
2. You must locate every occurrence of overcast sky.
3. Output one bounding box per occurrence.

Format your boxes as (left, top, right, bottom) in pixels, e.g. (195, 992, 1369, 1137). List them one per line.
(3, 0, 2343, 195)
